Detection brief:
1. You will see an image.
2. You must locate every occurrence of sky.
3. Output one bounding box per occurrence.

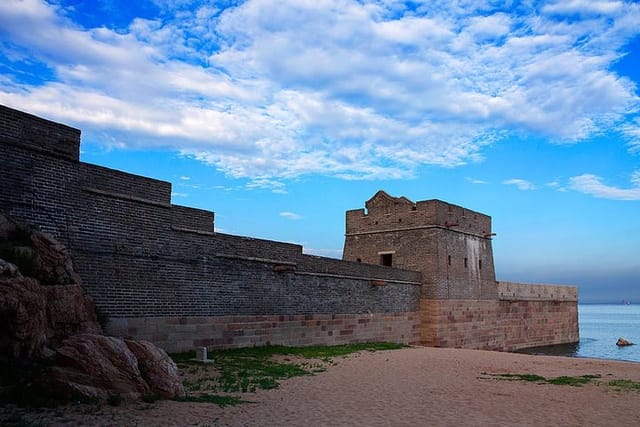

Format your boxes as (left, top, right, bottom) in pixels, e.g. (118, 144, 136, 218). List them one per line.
(0, 0, 639, 303)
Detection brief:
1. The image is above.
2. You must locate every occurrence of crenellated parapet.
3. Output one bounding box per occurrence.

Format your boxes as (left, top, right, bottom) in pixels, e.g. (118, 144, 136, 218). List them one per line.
(346, 190, 492, 238)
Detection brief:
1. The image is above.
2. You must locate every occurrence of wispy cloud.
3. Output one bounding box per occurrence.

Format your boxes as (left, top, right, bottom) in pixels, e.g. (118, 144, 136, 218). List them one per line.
(503, 179, 537, 191)
(280, 211, 303, 220)
(545, 180, 568, 192)
(0, 0, 639, 190)
(569, 172, 640, 200)
(466, 177, 488, 185)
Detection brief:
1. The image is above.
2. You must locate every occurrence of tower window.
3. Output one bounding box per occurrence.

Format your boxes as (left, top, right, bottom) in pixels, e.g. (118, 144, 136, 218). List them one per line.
(464, 258, 468, 268)
(479, 260, 482, 269)
(356, 258, 362, 263)
(448, 255, 451, 266)
(380, 253, 393, 267)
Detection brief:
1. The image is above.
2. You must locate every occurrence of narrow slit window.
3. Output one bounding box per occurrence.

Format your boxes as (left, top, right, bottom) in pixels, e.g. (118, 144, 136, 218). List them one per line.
(448, 255, 451, 266)
(464, 257, 468, 268)
(479, 260, 482, 269)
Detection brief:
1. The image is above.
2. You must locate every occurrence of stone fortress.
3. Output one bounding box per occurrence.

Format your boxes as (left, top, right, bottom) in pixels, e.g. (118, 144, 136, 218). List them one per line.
(0, 105, 579, 353)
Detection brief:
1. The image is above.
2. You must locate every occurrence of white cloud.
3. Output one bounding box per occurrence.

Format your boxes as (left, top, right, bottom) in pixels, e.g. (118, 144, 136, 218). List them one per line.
(179, 176, 191, 180)
(622, 119, 640, 152)
(466, 177, 488, 184)
(542, 0, 624, 16)
(570, 172, 640, 200)
(1, 0, 639, 189)
(280, 211, 303, 220)
(503, 179, 537, 191)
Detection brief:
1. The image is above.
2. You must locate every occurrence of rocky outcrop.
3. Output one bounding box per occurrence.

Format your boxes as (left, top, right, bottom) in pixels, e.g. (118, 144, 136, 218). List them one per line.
(125, 339, 185, 398)
(616, 337, 634, 347)
(42, 334, 151, 402)
(43, 284, 102, 347)
(0, 260, 48, 359)
(29, 231, 84, 286)
(0, 213, 184, 403)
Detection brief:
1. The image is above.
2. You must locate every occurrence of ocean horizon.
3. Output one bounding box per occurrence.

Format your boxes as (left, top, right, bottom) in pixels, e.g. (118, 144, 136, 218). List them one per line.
(518, 303, 640, 363)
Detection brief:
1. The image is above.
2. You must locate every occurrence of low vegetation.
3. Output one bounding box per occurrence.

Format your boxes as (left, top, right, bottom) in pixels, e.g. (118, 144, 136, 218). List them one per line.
(484, 373, 640, 391)
(608, 379, 640, 391)
(486, 373, 601, 386)
(170, 342, 405, 406)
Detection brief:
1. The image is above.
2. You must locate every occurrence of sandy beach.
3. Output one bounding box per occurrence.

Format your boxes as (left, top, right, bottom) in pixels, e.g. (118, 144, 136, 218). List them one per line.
(2, 346, 639, 426)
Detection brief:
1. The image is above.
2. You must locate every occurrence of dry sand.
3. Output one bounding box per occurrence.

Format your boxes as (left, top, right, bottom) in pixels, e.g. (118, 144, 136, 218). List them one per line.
(2, 347, 639, 426)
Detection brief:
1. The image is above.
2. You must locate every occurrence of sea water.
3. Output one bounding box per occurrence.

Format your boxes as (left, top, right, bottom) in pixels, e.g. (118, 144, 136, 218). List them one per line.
(518, 304, 640, 363)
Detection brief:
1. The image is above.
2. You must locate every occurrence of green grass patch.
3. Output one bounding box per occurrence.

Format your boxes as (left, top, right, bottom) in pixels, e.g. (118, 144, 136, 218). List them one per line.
(490, 373, 601, 387)
(171, 343, 405, 394)
(609, 379, 640, 391)
(547, 375, 600, 386)
(496, 373, 546, 382)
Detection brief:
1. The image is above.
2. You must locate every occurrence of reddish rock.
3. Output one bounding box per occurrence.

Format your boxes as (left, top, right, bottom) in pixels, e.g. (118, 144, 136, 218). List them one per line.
(44, 334, 151, 402)
(125, 339, 185, 398)
(30, 231, 83, 286)
(0, 214, 16, 240)
(44, 284, 101, 347)
(0, 259, 48, 360)
(1, 215, 183, 403)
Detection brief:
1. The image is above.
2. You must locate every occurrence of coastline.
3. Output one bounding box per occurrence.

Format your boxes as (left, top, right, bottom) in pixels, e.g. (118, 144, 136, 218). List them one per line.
(3, 346, 639, 426)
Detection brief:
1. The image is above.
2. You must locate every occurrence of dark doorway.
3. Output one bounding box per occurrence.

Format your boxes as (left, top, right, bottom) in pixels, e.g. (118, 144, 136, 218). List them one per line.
(380, 253, 393, 267)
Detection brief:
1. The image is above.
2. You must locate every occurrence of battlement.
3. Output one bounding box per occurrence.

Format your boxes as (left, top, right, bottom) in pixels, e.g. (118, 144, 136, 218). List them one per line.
(0, 105, 80, 161)
(346, 191, 492, 238)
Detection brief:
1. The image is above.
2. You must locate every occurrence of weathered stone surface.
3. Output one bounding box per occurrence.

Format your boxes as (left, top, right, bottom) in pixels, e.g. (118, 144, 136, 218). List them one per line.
(1, 216, 182, 404)
(0, 260, 48, 360)
(125, 339, 185, 398)
(0, 214, 16, 240)
(30, 231, 83, 286)
(43, 334, 151, 402)
(43, 284, 101, 347)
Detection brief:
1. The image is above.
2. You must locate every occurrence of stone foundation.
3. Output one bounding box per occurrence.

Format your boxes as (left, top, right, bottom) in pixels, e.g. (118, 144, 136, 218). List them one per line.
(107, 312, 421, 353)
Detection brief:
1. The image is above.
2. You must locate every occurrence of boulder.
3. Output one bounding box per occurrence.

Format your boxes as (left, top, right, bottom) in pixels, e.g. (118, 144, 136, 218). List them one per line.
(0, 214, 16, 240)
(42, 334, 151, 402)
(1, 214, 184, 404)
(30, 231, 83, 286)
(0, 259, 48, 360)
(616, 337, 634, 346)
(43, 284, 101, 347)
(125, 339, 185, 398)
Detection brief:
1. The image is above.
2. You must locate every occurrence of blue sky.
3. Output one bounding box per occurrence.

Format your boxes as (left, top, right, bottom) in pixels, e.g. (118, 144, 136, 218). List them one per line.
(1, 0, 639, 303)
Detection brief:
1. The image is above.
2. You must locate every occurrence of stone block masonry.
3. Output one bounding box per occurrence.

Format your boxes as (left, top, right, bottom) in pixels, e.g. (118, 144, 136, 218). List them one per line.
(108, 313, 420, 353)
(0, 104, 579, 353)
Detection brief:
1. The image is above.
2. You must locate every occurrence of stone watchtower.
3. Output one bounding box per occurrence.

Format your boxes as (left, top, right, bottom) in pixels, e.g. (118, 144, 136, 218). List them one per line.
(343, 191, 497, 299)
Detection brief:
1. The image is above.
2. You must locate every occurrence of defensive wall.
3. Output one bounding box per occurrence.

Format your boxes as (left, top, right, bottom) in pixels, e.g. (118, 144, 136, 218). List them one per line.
(343, 192, 578, 351)
(0, 105, 578, 352)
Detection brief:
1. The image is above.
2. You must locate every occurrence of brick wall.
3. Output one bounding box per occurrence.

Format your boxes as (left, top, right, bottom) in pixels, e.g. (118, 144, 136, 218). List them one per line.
(107, 312, 421, 352)
(498, 281, 578, 301)
(420, 297, 579, 351)
(0, 105, 422, 351)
